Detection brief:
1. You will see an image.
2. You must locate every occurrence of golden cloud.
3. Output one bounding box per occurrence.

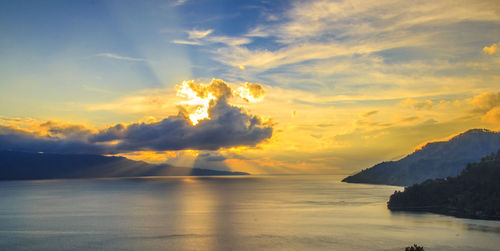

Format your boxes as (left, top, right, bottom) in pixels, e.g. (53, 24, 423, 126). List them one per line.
(482, 107, 500, 123)
(236, 82, 266, 103)
(399, 98, 433, 110)
(466, 92, 500, 124)
(468, 92, 500, 113)
(483, 43, 499, 55)
(176, 79, 266, 125)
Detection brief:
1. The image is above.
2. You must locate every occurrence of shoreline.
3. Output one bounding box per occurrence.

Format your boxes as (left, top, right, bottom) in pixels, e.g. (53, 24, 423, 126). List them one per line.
(388, 206, 500, 221)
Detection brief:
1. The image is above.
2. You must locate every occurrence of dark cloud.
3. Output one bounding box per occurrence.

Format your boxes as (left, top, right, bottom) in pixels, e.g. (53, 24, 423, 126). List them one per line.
(40, 120, 94, 140)
(193, 152, 229, 171)
(90, 124, 126, 143)
(98, 99, 273, 152)
(0, 125, 108, 154)
(198, 153, 226, 162)
(0, 80, 273, 154)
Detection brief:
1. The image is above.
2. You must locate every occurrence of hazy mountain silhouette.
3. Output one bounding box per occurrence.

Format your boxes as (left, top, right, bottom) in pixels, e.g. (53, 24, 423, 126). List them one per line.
(388, 151, 500, 220)
(342, 129, 500, 186)
(0, 151, 248, 180)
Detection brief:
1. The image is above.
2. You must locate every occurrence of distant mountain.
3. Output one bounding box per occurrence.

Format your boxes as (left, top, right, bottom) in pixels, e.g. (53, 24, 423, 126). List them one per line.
(342, 129, 500, 186)
(387, 151, 500, 220)
(0, 151, 248, 180)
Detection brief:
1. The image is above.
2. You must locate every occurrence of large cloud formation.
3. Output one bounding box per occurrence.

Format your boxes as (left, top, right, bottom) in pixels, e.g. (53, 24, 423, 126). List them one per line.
(0, 79, 273, 154)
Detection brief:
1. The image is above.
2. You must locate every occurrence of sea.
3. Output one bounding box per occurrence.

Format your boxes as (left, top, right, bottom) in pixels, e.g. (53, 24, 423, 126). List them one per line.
(0, 175, 499, 250)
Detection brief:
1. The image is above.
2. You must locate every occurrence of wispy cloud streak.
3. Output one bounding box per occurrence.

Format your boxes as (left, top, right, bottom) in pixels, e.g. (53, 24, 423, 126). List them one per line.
(96, 53, 147, 62)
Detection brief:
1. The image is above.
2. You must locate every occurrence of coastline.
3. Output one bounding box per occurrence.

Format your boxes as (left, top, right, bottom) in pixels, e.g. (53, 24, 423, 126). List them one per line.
(388, 205, 500, 221)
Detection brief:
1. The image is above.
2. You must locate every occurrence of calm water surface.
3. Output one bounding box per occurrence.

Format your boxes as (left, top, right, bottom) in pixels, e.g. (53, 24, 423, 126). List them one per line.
(0, 175, 499, 250)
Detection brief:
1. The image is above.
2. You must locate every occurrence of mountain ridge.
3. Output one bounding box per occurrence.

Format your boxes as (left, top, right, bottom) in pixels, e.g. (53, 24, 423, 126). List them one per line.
(0, 151, 248, 180)
(342, 128, 500, 186)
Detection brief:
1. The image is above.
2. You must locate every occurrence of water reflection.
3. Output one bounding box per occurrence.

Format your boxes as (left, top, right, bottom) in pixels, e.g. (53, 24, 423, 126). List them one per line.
(0, 176, 499, 250)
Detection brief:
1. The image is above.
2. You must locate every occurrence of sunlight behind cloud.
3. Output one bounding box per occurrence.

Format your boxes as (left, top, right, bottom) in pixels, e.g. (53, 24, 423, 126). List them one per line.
(235, 83, 266, 103)
(1, 0, 500, 174)
(176, 80, 267, 125)
(176, 80, 217, 125)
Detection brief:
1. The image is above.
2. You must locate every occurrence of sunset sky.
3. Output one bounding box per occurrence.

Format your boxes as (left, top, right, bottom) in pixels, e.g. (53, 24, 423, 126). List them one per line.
(1, 0, 500, 174)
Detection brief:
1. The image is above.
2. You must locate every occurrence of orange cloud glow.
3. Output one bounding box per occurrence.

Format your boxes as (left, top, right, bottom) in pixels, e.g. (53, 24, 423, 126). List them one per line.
(483, 43, 499, 55)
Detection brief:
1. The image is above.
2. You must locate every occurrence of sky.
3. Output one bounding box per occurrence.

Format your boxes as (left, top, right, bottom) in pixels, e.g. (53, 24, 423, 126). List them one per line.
(1, 0, 500, 174)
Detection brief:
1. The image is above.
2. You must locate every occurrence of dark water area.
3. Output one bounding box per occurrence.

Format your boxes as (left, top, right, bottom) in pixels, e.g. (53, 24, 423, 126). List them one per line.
(0, 175, 499, 250)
